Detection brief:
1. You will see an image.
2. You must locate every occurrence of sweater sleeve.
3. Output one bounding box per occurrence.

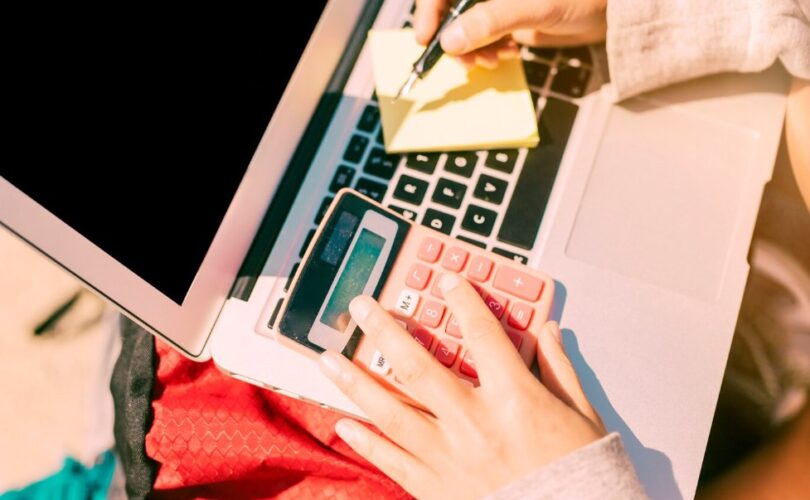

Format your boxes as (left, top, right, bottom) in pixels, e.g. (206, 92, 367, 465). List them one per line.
(605, 0, 810, 100)
(485, 432, 648, 500)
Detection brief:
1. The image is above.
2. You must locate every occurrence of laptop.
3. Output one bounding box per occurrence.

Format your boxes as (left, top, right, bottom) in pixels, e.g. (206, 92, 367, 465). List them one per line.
(0, 1, 790, 498)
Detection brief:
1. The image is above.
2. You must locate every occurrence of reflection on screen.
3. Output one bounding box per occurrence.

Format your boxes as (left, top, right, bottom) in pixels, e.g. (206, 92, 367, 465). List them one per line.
(320, 229, 385, 331)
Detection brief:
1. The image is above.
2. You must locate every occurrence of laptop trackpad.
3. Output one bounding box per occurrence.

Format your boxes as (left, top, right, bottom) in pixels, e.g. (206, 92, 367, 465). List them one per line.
(566, 99, 757, 301)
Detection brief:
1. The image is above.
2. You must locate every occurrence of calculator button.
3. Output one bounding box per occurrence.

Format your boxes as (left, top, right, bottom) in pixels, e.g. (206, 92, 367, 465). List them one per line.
(507, 302, 534, 330)
(506, 331, 523, 350)
(364, 147, 399, 180)
(418, 237, 443, 263)
(473, 174, 508, 205)
(388, 204, 417, 221)
(462, 204, 497, 237)
(329, 165, 355, 193)
(419, 300, 446, 328)
(412, 328, 434, 350)
(406, 153, 440, 174)
(355, 178, 386, 202)
(445, 152, 477, 177)
(394, 175, 429, 205)
(344, 134, 369, 163)
(467, 256, 493, 282)
(394, 289, 420, 318)
(314, 196, 333, 224)
(492, 247, 529, 265)
(493, 267, 544, 301)
(441, 246, 469, 272)
(485, 150, 518, 173)
(406, 263, 432, 290)
(483, 292, 509, 319)
(457, 235, 486, 249)
(446, 314, 462, 337)
(435, 340, 459, 367)
(432, 178, 467, 209)
(356, 104, 380, 133)
(369, 350, 391, 374)
(422, 209, 455, 235)
(459, 352, 478, 378)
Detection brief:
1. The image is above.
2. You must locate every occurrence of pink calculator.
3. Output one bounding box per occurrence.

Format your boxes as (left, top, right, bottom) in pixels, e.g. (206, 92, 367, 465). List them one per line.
(277, 189, 554, 395)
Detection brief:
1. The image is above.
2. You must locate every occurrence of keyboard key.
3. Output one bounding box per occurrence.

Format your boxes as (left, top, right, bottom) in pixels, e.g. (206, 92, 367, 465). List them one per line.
(432, 178, 467, 209)
(445, 152, 478, 177)
(460, 352, 478, 378)
(435, 340, 459, 367)
(412, 328, 434, 350)
(498, 97, 578, 249)
(314, 196, 333, 224)
(406, 152, 440, 174)
(492, 247, 529, 265)
(493, 266, 544, 301)
(356, 104, 380, 133)
(394, 289, 420, 318)
(507, 302, 534, 330)
(355, 178, 386, 202)
(528, 46, 557, 60)
(419, 300, 446, 328)
(441, 246, 469, 272)
(473, 174, 508, 204)
(406, 263, 432, 290)
(284, 262, 299, 292)
(446, 314, 462, 337)
(560, 46, 592, 65)
(389, 204, 417, 221)
(268, 298, 284, 329)
(422, 209, 455, 235)
(485, 150, 518, 173)
(393, 175, 429, 205)
(418, 237, 443, 263)
(484, 292, 509, 319)
(457, 235, 486, 249)
(551, 63, 591, 98)
(377, 123, 385, 144)
(329, 165, 355, 192)
(461, 204, 497, 236)
(343, 134, 369, 163)
(299, 229, 316, 258)
(467, 255, 493, 282)
(364, 147, 399, 179)
(523, 60, 550, 87)
(506, 331, 523, 350)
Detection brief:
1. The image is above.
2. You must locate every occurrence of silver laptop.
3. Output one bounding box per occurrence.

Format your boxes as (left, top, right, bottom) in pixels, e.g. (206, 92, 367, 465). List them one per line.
(0, 1, 790, 498)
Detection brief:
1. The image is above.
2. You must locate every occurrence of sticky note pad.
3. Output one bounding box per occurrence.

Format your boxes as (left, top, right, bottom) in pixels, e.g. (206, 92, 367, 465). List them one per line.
(370, 29, 539, 153)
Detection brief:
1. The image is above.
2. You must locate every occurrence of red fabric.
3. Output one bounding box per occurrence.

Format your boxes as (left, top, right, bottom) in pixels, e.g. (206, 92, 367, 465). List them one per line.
(146, 340, 410, 499)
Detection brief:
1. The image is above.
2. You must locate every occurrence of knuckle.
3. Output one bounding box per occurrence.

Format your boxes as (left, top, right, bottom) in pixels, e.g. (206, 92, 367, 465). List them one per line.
(396, 356, 428, 385)
(466, 314, 503, 340)
(378, 407, 405, 437)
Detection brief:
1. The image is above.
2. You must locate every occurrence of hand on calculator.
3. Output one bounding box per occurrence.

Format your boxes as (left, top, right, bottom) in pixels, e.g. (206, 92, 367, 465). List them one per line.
(318, 273, 606, 499)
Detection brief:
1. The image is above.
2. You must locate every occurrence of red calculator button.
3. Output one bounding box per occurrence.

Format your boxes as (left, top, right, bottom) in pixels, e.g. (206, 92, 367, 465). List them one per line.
(507, 302, 534, 330)
(441, 246, 469, 272)
(467, 256, 493, 282)
(493, 267, 544, 301)
(406, 263, 432, 290)
(418, 237, 443, 263)
(412, 328, 434, 350)
(431, 275, 445, 299)
(435, 340, 459, 367)
(419, 300, 446, 328)
(506, 331, 523, 350)
(483, 292, 509, 319)
(460, 352, 478, 378)
(446, 314, 462, 337)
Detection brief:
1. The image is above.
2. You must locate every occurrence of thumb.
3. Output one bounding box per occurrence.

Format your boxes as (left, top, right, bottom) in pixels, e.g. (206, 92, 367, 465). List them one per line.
(440, 0, 539, 54)
(537, 322, 604, 429)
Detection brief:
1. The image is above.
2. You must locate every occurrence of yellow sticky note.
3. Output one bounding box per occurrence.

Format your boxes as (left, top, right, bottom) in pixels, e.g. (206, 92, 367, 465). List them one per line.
(370, 29, 539, 153)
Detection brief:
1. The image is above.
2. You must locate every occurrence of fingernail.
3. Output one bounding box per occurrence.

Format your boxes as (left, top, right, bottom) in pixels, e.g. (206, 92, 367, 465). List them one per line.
(349, 297, 372, 322)
(319, 351, 343, 379)
(335, 419, 357, 443)
(547, 321, 562, 343)
(440, 22, 467, 53)
(438, 273, 461, 293)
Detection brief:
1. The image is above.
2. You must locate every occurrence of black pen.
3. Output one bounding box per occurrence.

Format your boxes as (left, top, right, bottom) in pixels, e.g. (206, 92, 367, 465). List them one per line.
(394, 0, 482, 101)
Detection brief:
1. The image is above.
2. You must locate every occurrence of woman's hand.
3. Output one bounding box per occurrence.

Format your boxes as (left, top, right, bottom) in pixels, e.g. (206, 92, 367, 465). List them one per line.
(414, 0, 607, 68)
(318, 273, 606, 499)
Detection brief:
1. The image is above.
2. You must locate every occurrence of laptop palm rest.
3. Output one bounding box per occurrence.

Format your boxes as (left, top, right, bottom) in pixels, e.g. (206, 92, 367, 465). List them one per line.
(566, 98, 757, 301)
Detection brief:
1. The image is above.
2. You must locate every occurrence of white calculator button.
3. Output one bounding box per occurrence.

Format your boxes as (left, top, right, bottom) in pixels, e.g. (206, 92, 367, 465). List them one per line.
(394, 289, 420, 318)
(369, 350, 391, 375)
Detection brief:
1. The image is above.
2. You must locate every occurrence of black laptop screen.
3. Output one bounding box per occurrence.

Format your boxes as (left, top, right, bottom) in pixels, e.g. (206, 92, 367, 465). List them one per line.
(1, 5, 327, 304)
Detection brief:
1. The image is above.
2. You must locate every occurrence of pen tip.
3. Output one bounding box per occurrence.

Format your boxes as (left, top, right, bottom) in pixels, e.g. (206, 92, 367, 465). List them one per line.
(394, 73, 418, 102)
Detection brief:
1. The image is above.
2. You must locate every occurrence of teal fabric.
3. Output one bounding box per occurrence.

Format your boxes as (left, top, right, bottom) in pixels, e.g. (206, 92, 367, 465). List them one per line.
(1, 451, 115, 500)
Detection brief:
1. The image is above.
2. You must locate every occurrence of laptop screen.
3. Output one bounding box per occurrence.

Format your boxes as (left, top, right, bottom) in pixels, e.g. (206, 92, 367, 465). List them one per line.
(1, 5, 327, 305)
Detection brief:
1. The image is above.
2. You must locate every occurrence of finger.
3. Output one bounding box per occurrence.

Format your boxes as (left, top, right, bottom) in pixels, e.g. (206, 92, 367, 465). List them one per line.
(474, 47, 499, 70)
(511, 29, 606, 48)
(348, 296, 470, 416)
(335, 418, 436, 499)
(414, 0, 446, 44)
(437, 274, 528, 386)
(319, 351, 440, 453)
(440, 0, 540, 54)
(536, 322, 605, 429)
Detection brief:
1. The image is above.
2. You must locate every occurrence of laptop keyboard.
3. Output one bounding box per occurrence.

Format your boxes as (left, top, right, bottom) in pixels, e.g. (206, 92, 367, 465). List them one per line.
(271, 20, 592, 326)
